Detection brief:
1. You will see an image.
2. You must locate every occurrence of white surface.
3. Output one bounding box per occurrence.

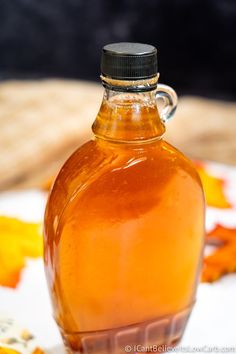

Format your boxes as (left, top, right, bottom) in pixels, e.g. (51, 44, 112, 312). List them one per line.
(0, 163, 236, 353)
(0, 191, 64, 353)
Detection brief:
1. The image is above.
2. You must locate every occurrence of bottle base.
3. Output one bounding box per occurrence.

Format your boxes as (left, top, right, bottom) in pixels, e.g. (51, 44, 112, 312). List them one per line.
(60, 305, 192, 354)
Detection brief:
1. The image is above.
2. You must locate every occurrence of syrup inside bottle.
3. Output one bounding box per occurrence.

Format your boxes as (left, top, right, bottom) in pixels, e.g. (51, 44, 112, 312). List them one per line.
(44, 77, 205, 353)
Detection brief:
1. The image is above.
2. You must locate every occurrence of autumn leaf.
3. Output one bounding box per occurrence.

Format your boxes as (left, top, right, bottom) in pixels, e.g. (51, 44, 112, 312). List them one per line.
(0, 348, 20, 354)
(0, 216, 42, 288)
(202, 224, 236, 282)
(0, 348, 44, 354)
(41, 177, 54, 191)
(31, 349, 45, 354)
(195, 164, 231, 209)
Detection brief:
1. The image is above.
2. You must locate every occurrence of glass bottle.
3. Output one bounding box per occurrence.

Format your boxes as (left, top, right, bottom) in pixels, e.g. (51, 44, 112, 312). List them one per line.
(44, 43, 205, 354)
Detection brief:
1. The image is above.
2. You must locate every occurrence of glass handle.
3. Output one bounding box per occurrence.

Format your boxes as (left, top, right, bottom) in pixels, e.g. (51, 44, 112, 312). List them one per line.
(155, 84, 178, 123)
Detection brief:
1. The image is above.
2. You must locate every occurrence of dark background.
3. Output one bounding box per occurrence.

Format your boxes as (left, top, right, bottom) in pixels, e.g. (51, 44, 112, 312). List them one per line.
(0, 0, 235, 100)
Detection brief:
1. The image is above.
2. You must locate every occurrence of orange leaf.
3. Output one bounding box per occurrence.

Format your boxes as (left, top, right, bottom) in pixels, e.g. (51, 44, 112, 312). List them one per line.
(196, 165, 231, 208)
(32, 349, 45, 354)
(0, 216, 42, 288)
(202, 224, 236, 282)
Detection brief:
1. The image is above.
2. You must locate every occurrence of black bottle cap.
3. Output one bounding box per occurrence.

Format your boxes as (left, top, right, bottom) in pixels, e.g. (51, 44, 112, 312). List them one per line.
(101, 42, 157, 80)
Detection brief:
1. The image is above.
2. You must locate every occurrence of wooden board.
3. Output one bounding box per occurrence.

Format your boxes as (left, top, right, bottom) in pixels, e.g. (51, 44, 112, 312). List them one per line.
(0, 79, 235, 190)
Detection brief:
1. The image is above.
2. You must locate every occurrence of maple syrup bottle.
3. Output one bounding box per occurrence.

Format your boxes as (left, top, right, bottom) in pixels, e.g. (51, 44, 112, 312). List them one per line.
(44, 43, 205, 354)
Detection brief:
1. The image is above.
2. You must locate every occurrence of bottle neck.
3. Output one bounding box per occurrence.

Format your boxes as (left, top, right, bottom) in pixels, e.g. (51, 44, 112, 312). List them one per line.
(92, 75, 166, 143)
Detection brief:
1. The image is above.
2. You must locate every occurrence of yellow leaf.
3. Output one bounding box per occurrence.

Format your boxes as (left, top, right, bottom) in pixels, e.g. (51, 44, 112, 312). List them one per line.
(0, 348, 45, 354)
(0, 216, 42, 288)
(0, 348, 21, 354)
(196, 165, 231, 208)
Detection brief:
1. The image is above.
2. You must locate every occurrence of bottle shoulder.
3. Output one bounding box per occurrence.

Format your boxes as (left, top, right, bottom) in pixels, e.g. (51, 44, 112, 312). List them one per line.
(49, 138, 202, 204)
(160, 140, 202, 181)
(44, 138, 204, 240)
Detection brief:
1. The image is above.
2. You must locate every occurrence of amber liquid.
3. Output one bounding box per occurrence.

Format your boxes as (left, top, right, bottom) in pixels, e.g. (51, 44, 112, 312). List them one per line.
(44, 98, 205, 353)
